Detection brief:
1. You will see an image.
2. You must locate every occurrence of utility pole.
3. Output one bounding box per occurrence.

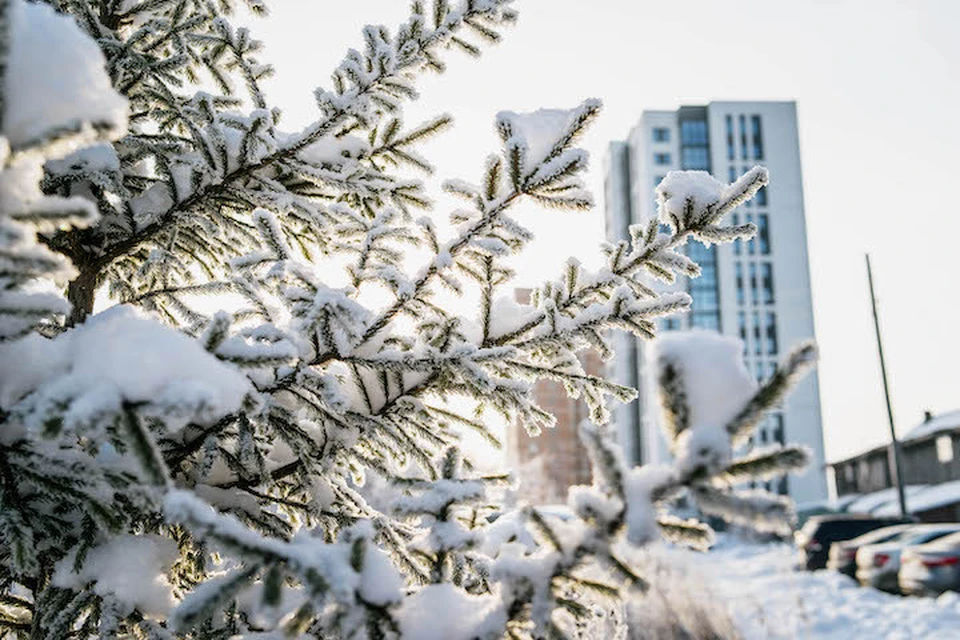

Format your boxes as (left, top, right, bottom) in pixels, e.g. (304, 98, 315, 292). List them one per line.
(866, 253, 908, 517)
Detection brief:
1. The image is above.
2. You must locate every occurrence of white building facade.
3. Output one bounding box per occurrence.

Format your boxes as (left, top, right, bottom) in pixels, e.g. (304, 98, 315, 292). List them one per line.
(604, 101, 828, 504)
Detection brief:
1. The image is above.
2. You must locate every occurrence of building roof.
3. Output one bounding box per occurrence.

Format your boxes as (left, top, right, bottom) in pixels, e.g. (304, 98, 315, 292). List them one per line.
(829, 409, 960, 467)
(872, 480, 960, 517)
(844, 485, 930, 514)
(901, 409, 960, 442)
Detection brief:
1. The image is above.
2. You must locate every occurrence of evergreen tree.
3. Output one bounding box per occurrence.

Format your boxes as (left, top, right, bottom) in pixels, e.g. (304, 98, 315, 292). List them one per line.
(0, 1, 818, 637)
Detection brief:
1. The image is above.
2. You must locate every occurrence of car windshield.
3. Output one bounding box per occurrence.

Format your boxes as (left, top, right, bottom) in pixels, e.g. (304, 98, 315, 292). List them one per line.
(922, 530, 960, 548)
(848, 525, 909, 546)
(902, 529, 960, 545)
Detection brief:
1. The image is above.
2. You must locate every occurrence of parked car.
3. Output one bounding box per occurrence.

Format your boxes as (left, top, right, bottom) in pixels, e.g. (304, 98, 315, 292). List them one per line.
(827, 524, 915, 578)
(900, 531, 960, 596)
(855, 524, 960, 592)
(796, 515, 914, 571)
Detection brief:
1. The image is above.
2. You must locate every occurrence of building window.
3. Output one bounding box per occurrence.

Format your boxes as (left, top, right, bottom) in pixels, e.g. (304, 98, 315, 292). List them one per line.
(735, 262, 744, 305)
(773, 415, 785, 444)
(766, 311, 778, 355)
(738, 310, 747, 346)
(692, 312, 720, 330)
(725, 115, 734, 161)
(749, 262, 758, 305)
(752, 311, 761, 355)
(681, 146, 709, 170)
(756, 185, 768, 207)
(739, 114, 747, 159)
(688, 242, 720, 330)
(751, 115, 764, 160)
(746, 213, 756, 254)
(680, 119, 708, 145)
(652, 127, 670, 142)
(663, 317, 682, 331)
(937, 435, 954, 463)
(654, 152, 671, 165)
(679, 113, 719, 329)
(758, 213, 770, 254)
(761, 262, 774, 303)
(733, 213, 742, 255)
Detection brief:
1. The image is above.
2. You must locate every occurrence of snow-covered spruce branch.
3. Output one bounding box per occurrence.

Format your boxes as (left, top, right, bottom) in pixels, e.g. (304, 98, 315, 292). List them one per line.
(42, 0, 519, 322)
(489, 167, 767, 349)
(647, 335, 819, 535)
(334, 99, 602, 356)
(0, 1, 826, 636)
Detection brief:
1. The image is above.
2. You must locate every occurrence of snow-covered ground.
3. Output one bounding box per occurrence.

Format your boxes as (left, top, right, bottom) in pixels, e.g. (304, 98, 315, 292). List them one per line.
(689, 540, 960, 639)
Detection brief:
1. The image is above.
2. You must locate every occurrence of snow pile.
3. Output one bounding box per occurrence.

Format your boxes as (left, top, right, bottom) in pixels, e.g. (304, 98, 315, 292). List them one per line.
(700, 540, 960, 639)
(53, 534, 178, 617)
(0, 306, 250, 431)
(4, 0, 127, 149)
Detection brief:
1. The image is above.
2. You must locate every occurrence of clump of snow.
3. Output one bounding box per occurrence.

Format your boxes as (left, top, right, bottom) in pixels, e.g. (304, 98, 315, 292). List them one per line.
(674, 423, 736, 476)
(496, 108, 571, 167)
(653, 330, 756, 431)
(395, 479, 485, 514)
(297, 134, 370, 165)
(53, 534, 178, 617)
(0, 332, 69, 408)
(4, 0, 127, 149)
(496, 99, 598, 168)
(45, 143, 121, 176)
(488, 294, 543, 337)
(568, 484, 623, 526)
(2, 305, 250, 431)
(358, 543, 404, 606)
(656, 171, 724, 226)
(623, 464, 676, 545)
(395, 583, 506, 640)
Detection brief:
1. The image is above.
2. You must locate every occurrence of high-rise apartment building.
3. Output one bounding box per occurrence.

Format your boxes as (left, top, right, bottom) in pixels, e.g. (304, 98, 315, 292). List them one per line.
(604, 101, 827, 504)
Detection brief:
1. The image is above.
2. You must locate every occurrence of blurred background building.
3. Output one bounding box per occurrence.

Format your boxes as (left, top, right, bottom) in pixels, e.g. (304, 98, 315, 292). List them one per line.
(505, 289, 599, 505)
(829, 410, 960, 522)
(604, 101, 828, 504)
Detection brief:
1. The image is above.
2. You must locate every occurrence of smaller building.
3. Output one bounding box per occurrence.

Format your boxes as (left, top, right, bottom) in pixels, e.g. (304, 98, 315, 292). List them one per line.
(505, 290, 600, 505)
(829, 410, 960, 522)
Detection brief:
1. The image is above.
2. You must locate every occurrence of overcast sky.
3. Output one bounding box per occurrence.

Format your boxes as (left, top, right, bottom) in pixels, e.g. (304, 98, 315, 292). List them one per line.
(246, 0, 960, 462)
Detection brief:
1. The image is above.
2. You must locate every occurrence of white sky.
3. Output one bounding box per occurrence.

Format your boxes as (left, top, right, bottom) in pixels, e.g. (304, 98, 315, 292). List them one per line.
(246, 0, 960, 462)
